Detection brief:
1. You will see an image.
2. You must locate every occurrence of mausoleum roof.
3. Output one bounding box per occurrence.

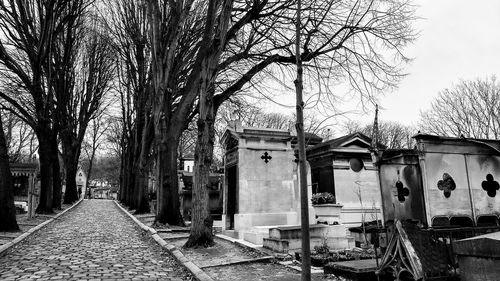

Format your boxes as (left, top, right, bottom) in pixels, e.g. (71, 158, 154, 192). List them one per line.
(306, 132, 386, 158)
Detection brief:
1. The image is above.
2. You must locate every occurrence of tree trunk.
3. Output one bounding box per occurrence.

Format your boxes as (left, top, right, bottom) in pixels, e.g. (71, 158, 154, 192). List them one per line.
(61, 136, 80, 204)
(185, 88, 216, 248)
(134, 116, 154, 214)
(63, 155, 79, 204)
(184, 0, 233, 247)
(36, 132, 54, 214)
(124, 140, 136, 207)
(134, 171, 150, 214)
(51, 134, 62, 209)
(127, 149, 136, 208)
(295, 0, 311, 279)
(0, 113, 19, 231)
(52, 149, 62, 209)
(119, 138, 126, 202)
(156, 134, 184, 226)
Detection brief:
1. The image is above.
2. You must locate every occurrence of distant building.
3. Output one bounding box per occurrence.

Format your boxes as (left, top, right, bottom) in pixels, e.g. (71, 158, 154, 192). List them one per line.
(88, 179, 117, 200)
(180, 155, 194, 172)
(76, 166, 87, 199)
(11, 162, 38, 217)
(179, 154, 223, 220)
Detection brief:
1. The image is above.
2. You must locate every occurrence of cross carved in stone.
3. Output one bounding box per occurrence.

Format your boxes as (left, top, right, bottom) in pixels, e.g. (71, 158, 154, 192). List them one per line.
(482, 174, 500, 197)
(261, 152, 272, 163)
(396, 180, 410, 202)
(437, 173, 456, 198)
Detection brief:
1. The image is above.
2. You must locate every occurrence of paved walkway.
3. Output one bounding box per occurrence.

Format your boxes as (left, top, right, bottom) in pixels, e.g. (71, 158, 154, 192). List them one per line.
(0, 200, 191, 281)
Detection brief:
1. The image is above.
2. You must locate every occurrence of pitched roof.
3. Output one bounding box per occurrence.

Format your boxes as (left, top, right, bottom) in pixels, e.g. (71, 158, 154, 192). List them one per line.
(306, 132, 387, 159)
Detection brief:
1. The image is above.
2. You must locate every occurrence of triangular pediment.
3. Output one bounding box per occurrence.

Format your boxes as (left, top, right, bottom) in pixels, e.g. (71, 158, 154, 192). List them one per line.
(339, 136, 372, 148)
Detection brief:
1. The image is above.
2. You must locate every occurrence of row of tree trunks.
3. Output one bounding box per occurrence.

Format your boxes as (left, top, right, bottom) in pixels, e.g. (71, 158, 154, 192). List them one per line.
(122, 137, 136, 207)
(134, 117, 154, 214)
(0, 112, 19, 231)
(156, 133, 184, 225)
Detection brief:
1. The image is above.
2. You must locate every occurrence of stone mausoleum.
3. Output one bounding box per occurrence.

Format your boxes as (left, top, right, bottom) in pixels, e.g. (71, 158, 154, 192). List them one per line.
(221, 124, 319, 234)
(307, 132, 383, 227)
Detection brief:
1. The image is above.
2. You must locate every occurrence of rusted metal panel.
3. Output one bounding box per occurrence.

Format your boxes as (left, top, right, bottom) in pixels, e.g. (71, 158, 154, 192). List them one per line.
(423, 153, 473, 220)
(379, 162, 426, 225)
(464, 154, 500, 218)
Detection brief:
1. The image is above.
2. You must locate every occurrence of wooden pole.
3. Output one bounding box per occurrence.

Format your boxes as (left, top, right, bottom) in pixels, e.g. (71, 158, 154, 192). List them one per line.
(294, 0, 311, 280)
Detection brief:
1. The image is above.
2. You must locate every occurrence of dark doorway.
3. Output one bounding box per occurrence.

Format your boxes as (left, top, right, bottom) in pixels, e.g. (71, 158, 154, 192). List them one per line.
(311, 166, 335, 195)
(226, 165, 238, 229)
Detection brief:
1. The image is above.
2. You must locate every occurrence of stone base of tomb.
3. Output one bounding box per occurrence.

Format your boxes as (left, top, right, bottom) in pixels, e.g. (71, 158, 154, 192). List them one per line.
(262, 224, 355, 253)
(339, 207, 382, 228)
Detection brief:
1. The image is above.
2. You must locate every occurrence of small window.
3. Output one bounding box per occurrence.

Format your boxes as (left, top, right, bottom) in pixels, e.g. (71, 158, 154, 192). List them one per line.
(432, 216, 450, 227)
(450, 216, 474, 227)
(349, 158, 364, 172)
(79, 173, 82, 177)
(477, 215, 499, 227)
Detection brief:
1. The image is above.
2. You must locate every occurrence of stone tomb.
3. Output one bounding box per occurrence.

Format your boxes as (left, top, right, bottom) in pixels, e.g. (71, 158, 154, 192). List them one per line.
(307, 132, 383, 227)
(221, 125, 306, 235)
(220, 125, 355, 251)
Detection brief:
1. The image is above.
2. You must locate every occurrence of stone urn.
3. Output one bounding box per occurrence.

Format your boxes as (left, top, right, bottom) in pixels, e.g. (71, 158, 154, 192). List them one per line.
(313, 203, 343, 225)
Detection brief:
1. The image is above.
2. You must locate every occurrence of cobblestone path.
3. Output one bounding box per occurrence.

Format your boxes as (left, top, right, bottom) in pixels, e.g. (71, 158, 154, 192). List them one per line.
(0, 200, 191, 281)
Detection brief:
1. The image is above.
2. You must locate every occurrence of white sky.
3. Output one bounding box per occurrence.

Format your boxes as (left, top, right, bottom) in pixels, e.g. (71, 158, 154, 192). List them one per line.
(378, 0, 500, 126)
(262, 0, 500, 130)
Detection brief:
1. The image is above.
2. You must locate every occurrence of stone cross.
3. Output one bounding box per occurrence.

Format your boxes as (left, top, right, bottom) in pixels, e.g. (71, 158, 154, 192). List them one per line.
(261, 152, 272, 163)
(437, 173, 456, 198)
(482, 174, 500, 197)
(396, 180, 410, 202)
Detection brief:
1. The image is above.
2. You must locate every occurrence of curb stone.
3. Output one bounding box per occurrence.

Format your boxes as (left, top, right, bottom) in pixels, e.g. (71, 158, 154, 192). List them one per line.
(114, 201, 215, 281)
(0, 198, 84, 256)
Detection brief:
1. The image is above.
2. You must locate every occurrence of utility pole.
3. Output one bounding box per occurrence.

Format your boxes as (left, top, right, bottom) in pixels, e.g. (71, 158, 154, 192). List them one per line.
(294, 0, 311, 279)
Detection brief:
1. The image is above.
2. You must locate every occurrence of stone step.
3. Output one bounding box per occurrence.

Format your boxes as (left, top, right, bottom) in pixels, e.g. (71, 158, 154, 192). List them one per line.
(18, 222, 39, 227)
(0, 233, 21, 239)
(140, 217, 156, 223)
(158, 232, 190, 240)
(263, 236, 355, 253)
(241, 230, 269, 245)
(269, 224, 347, 239)
(135, 214, 156, 219)
(0, 238, 12, 245)
(221, 230, 240, 239)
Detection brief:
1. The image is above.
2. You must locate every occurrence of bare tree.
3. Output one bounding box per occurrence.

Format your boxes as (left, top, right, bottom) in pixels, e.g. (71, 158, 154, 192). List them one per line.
(0, 110, 18, 231)
(57, 20, 116, 204)
(82, 114, 110, 196)
(344, 119, 416, 149)
(0, 110, 37, 162)
(147, 0, 205, 225)
(104, 0, 155, 213)
(420, 76, 500, 139)
(104, 116, 123, 159)
(294, 0, 312, 277)
(0, 0, 92, 213)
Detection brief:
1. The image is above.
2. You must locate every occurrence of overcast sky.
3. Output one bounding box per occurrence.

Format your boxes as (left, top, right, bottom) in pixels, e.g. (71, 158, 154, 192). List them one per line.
(377, 0, 500, 126)
(264, 0, 500, 130)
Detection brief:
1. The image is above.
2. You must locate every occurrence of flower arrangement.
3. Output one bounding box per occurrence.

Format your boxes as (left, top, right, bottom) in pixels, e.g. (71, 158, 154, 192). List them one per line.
(311, 192, 336, 205)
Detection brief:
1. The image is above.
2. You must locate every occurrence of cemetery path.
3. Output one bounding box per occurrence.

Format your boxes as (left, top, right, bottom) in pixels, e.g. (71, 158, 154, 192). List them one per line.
(0, 200, 192, 281)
